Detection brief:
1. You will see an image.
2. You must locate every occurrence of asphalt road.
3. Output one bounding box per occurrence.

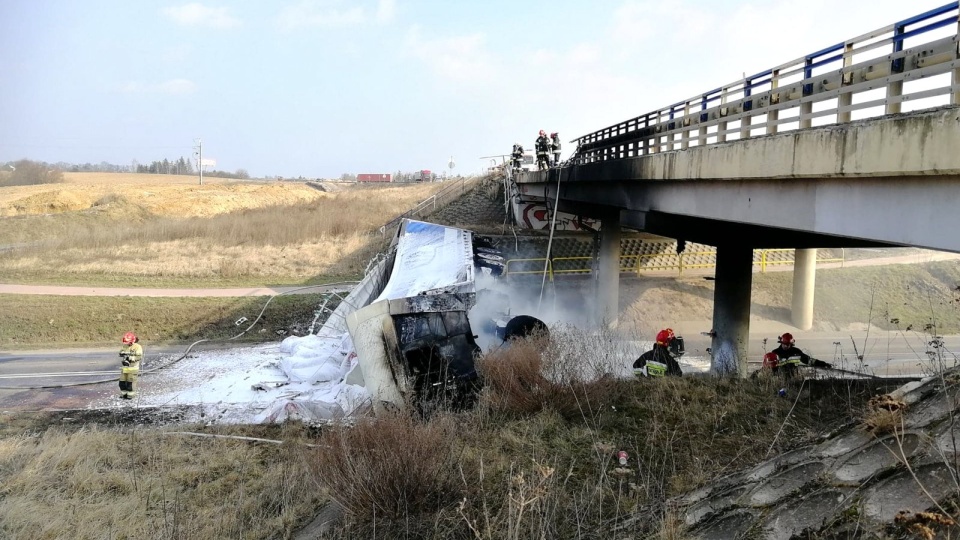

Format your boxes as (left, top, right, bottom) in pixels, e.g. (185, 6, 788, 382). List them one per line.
(1, 330, 954, 412)
(0, 344, 224, 410)
(0, 282, 357, 297)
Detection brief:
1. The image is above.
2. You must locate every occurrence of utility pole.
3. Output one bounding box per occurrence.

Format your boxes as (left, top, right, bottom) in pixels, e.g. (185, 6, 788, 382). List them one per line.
(194, 138, 203, 185)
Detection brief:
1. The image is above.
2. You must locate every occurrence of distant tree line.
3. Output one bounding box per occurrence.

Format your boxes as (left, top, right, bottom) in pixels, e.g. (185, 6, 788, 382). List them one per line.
(134, 157, 195, 175)
(0, 159, 65, 186)
(0, 157, 253, 182)
(202, 169, 250, 179)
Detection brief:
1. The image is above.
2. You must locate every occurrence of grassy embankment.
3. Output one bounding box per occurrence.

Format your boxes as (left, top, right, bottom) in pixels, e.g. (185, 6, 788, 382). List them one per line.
(0, 173, 464, 347)
(1, 173, 957, 537)
(0, 331, 872, 539)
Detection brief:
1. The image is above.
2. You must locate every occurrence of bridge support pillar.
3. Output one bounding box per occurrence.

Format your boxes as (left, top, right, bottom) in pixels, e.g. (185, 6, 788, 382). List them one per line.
(791, 249, 817, 330)
(710, 244, 752, 377)
(596, 215, 621, 327)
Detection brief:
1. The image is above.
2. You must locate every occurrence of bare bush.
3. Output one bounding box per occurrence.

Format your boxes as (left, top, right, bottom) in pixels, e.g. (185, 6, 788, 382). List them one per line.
(3, 160, 64, 186)
(477, 335, 622, 419)
(307, 413, 465, 521)
(862, 394, 907, 436)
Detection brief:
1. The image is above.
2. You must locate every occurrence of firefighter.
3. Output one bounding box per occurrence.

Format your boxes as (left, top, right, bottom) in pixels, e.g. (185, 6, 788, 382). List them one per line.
(511, 143, 524, 171)
(118, 331, 143, 399)
(550, 132, 561, 166)
(633, 328, 684, 378)
(535, 130, 551, 171)
(767, 332, 832, 378)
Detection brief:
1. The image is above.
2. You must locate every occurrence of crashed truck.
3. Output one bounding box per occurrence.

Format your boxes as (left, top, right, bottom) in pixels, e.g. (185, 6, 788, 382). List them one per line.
(315, 219, 538, 415)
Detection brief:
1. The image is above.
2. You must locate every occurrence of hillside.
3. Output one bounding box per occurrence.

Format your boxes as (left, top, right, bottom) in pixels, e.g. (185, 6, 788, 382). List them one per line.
(0, 173, 457, 283)
(0, 173, 958, 538)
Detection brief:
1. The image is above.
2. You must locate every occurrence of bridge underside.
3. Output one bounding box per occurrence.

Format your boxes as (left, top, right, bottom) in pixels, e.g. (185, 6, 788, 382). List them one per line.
(556, 202, 898, 251)
(512, 107, 960, 376)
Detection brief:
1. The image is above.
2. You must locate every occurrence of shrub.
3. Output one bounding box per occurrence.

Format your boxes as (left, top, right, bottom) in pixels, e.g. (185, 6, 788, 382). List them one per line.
(477, 334, 623, 420)
(3, 160, 64, 186)
(307, 413, 465, 521)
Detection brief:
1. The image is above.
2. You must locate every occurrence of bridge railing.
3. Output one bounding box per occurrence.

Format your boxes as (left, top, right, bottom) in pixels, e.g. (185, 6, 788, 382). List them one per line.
(503, 249, 844, 280)
(571, 2, 960, 164)
(377, 176, 479, 236)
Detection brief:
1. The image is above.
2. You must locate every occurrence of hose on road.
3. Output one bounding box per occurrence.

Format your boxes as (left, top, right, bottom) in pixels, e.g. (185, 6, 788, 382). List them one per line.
(0, 281, 359, 390)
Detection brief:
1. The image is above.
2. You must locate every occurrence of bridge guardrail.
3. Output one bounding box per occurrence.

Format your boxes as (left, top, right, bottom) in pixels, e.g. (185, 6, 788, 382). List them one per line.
(570, 3, 960, 164)
(377, 176, 480, 236)
(504, 249, 845, 280)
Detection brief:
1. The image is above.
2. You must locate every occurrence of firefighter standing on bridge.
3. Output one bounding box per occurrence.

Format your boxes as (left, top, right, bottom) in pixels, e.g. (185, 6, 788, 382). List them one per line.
(535, 130, 551, 171)
(633, 328, 684, 377)
(511, 143, 524, 172)
(550, 132, 561, 166)
(763, 332, 832, 378)
(118, 331, 143, 399)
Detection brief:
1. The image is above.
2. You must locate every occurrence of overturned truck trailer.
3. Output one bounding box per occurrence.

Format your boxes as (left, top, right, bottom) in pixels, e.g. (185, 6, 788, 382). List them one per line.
(344, 219, 506, 414)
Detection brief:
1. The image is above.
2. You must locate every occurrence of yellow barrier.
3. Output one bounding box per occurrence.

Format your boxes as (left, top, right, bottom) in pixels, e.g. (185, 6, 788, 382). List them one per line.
(503, 249, 844, 278)
(504, 258, 554, 281)
(757, 248, 845, 273)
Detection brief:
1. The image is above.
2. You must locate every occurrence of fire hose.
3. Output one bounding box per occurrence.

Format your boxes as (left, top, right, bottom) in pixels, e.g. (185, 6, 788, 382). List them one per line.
(0, 282, 359, 390)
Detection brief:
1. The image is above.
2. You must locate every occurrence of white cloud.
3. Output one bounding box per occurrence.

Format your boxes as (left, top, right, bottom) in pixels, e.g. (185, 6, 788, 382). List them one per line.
(403, 27, 500, 85)
(162, 3, 242, 29)
(277, 0, 370, 30)
(375, 0, 396, 23)
(118, 79, 197, 95)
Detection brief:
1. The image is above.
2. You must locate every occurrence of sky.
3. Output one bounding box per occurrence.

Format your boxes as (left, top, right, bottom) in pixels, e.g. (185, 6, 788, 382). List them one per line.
(0, 0, 953, 178)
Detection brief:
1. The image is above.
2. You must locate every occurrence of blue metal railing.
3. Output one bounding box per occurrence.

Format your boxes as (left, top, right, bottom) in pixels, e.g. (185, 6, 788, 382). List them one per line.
(571, 2, 960, 163)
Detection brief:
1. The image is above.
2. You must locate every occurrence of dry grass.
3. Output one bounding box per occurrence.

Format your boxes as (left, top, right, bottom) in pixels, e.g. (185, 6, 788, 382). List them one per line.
(298, 328, 860, 539)
(0, 422, 324, 540)
(0, 175, 455, 281)
(62, 172, 235, 185)
(0, 324, 874, 539)
(862, 394, 908, 436)
(0, 292, 337, 347)
(308, 413, 464, 521)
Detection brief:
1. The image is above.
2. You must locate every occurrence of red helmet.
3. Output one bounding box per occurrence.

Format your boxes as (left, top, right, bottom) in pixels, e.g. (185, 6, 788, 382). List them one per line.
(779, 333, 795, 346)
(763, 352, 779, 369)
(655, 328, 675, 346)
(122, 332, 137, 345)
(539, 130, 546, 136)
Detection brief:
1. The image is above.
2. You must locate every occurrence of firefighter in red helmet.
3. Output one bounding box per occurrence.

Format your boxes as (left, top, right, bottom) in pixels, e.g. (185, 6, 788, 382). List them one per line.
(762, 352, 780, 370)
(118, 331, 143, 399)
(767, 332, 832, 377)
(633, 328, 684, 377)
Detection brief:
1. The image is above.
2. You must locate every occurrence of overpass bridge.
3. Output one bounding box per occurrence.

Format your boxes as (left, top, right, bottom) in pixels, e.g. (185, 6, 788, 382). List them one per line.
(511, 2, 960, 376)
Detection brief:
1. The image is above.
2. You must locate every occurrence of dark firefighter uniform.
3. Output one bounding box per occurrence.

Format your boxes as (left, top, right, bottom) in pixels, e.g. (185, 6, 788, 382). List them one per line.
(769, 345, 832, 378)
(119, 332, 143, 399)
(550, 133, 561, 166)
(511, 143, 524, 171)
(633, 344, 683, 377)
(535, 131, 551, 171)
(633, 329, 684, 377)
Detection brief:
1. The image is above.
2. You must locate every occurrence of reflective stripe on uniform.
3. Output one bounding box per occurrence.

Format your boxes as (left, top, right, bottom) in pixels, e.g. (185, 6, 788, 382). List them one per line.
(781, 356, 803, 366)
(645, 361, 667, 377)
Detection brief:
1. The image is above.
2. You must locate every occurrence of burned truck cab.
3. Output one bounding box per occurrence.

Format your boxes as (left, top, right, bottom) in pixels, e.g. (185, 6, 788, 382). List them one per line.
(346, 220, 515, 414)
(392, 295, 482, 407)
